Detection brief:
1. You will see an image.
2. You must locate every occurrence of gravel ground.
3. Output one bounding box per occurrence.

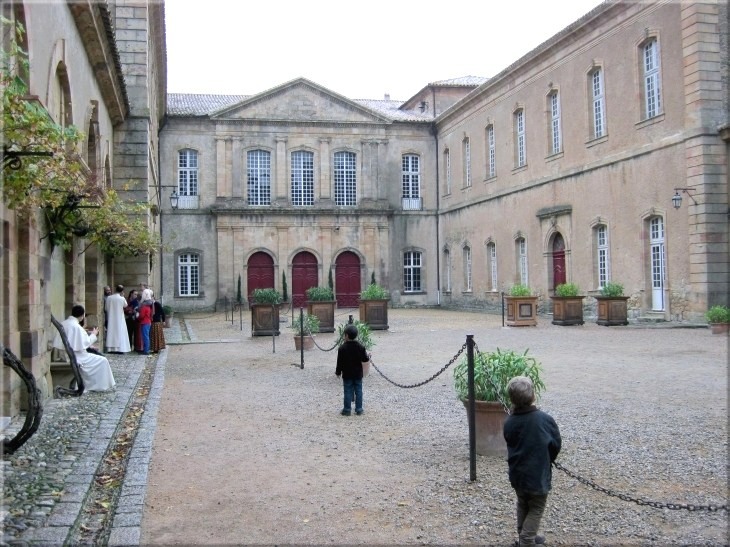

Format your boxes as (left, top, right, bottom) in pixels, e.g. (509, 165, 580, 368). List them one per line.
(141, 309, 728, 546)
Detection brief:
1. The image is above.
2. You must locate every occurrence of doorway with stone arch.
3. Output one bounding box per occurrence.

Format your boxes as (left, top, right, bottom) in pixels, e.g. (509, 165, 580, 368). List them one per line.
(247, 251, 275, 300)
(335, 251, 361, 307)
(550, 233, 567, 294)
(291, 251, 319, 308)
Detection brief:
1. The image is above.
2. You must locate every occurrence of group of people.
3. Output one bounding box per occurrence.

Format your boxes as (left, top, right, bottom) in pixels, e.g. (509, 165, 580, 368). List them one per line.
(104, 284, 166, 355)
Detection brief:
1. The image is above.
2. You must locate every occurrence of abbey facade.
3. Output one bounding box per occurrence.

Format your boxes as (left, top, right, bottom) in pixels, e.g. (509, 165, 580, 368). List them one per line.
(160, 0, 729, 322)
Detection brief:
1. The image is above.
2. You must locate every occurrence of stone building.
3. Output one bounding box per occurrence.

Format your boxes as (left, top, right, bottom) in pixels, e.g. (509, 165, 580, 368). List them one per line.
(160, 0, 728, 322)
(1, 0, 165, 419)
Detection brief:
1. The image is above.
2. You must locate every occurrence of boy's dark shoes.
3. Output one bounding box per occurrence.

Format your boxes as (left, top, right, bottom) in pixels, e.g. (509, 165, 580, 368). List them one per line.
(340, 410, 351, 416)
(356, 410, 364, 415)
(514, 536, 545, 546)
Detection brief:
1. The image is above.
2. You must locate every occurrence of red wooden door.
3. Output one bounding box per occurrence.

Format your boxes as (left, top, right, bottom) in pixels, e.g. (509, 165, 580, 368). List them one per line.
(335, 251, 361, 307)
(247, 252, 275, 299)
(292, 251, 318, 308)
(552, 234, 566, 292)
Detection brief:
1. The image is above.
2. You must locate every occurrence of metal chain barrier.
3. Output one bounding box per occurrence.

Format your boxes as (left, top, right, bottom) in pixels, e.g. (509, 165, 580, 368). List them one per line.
(369, 343, 467, 389)
(306, 330, 343, 352)
(553, 460, 727, 512)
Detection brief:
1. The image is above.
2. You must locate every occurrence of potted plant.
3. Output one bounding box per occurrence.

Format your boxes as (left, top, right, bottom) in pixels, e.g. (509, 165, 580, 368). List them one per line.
(250, 288, 282, 336)
(504, 284, 538, 327)
(595, 281, 629, 326)
(358, 282, 389, 330)
(306, 286, 336, 333)
(550, 283, 585, 326)
(289, 312, 320, 350)
(162, 305, 173, 328)
(453, 348, 545, 456)
(336, 319, 375, 375)
(705, 305, 730, 334)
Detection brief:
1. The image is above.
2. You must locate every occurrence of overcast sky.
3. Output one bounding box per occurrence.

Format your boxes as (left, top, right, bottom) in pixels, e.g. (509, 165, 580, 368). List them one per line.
(165, 0, 605, 101)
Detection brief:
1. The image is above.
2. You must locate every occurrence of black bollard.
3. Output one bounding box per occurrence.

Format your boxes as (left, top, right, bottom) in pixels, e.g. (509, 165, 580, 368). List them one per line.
(466, 334, 476, 481)
(501, 291, 505, 327)
(299, 307, 304, 369)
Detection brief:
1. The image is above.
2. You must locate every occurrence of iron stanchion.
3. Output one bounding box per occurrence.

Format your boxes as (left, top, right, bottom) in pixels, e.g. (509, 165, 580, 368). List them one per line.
(299, 307, 304, 369)
(467, 334, 476, 481)
(271, 304, 276, 354)
(239, 301, 243, 331)
(501, 291, 505, 327)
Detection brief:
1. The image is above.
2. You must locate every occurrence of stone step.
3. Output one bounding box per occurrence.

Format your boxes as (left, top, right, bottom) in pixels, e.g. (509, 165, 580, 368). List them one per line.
(636, 312, 667, 323)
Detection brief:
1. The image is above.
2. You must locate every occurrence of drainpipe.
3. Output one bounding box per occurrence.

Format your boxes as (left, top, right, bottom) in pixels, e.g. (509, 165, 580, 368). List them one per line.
(434, 122, 441, 306)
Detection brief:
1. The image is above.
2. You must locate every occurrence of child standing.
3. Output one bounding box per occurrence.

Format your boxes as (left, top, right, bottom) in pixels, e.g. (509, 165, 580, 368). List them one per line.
(335, 324, 370, 416)
(503, 376, 561, 546)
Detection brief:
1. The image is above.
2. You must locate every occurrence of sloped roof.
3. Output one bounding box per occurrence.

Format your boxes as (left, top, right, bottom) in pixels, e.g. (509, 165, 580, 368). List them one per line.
(427, 76, 489, 87)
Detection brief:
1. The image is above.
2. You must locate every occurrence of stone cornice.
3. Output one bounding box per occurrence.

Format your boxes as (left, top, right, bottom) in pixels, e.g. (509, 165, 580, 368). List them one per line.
(67, 1, 129, 125)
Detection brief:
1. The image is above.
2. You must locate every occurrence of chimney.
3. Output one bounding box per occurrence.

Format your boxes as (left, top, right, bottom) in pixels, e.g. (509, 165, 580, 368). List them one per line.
(384, 93, 390, 100)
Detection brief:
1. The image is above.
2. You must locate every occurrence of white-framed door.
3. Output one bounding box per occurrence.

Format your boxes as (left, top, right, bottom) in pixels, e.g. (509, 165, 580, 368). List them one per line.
(650, 217, 666, 311)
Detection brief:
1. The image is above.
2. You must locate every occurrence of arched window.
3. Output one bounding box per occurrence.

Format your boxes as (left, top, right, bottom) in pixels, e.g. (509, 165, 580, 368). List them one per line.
(402, 154, 421, 209)
(641, 38, 662, 119)
(443, 248, 452, 293)
(486, 125, 496, 178)
(589, 67, 606, 139)
(462, 137, 471, 187)
(516, 237, 528, 286)
(594, 224, 610, 289)
(548, 90, 561, 155)
(463, 245, 472, 292)
(487, 242, 498, 291)
(514, 109, 526, 167)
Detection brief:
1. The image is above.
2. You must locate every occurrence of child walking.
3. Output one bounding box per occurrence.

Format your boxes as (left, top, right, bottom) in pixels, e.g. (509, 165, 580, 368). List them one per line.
(335, 324, 370, 416)
(503, 376, 562, 546)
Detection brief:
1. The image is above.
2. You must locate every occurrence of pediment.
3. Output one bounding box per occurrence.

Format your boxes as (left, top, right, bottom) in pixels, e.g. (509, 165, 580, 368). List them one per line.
(211, 78, 391, 124)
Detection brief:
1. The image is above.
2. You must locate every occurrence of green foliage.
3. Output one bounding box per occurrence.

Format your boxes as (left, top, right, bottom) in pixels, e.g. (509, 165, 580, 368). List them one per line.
(360, 283, 388, 300)
(1, 18, 158, 256)
(306, 286, 334, 301)
(705, 305, 730, 324)
(328, 269, 334, 291)
(509, 284, 532, 296)
(282, 273, 288, 302)
(600, 282, 624, 297)
(453, 348, 545, 404)
(237, 274, 242, 304)
(162, 305, 173, 315)
(252, 288, 282, 305)
(555, 283, 580, 297)
(289, 312, 320, 336)
(337, 320, 374, 351)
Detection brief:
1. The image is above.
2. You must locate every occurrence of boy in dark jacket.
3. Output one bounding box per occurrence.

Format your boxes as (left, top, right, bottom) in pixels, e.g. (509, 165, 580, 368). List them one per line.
(335, 325, 370, 416)
(503, 376, 561, 546)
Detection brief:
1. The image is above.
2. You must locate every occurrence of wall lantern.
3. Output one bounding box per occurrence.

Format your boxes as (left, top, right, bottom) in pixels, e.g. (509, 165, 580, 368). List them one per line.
(672, 187, 697, 210)
(169, 190, 179, 210)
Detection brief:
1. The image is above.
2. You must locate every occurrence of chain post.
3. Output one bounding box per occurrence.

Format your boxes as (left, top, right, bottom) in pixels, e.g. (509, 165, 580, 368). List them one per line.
(271, 304, 276, 354)
(299, 307, 304, 369)
(348, 314, 353, 324)
(501, 291, 505, 327)
(466, 334, 476, 482)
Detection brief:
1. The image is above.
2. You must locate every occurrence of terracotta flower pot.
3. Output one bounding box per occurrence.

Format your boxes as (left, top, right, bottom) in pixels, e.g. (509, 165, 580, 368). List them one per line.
(462, 399, 509, 457)
(294, 335, 315, 350)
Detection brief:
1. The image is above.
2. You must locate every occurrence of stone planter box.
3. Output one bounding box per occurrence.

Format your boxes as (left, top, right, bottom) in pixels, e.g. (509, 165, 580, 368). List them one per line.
(306, 300, 336, 333)
(504, 295, 538, 327)
(359, 299, 389, 330)
(250, 303, 281, 336)
(595, 296, 629, 326)
(550, 296, 585, 326)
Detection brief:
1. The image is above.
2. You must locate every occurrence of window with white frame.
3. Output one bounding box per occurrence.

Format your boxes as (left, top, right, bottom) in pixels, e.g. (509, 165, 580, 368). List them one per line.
(444, 148, 451, 194)
(516, 237, 528, 286)
(486, 125, 496, 178)
(463, 137, 471, 187)
(596, 225, 610, 288)
(247, 149, 271, 205)
(178, 253, 200, 296)
(514, 109, 526, 167)
(178, 149, 199, 196)
(291, 150, 314, 206)
(549, 91, 561, 154)
(591, 68, 606, 139)
(334, 151, 357, 206)
(403, 251, 422, 293)
(643, 38, 662, 119)
(402, 154, 421, 209)
(487, 242, 498, 291)
(443, 249, 452, 292)
(463, 245, 472, 291)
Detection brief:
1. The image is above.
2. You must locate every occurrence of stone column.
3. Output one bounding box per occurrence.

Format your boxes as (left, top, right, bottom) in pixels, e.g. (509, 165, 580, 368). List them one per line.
(274, 137, 288, 203)
(232, 139, 243, 198)
(319, 138, 331, 201)
(216, 137, 227, 197)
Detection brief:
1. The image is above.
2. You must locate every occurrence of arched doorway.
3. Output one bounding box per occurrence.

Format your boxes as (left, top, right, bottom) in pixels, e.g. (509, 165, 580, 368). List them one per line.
(335, 251, 361, 307)
(551, 233, 566, 293)
(292, 251, 318, 308)
(247, 252, 275, 300)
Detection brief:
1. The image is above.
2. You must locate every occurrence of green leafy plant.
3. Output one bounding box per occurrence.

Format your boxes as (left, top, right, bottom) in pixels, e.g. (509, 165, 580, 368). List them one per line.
(555, 283, 580, 297)
(289, 313, 320, 336)
(162, 305, 173, 315)
(453, 348, 545, 405)
(360, 283, 388, 300)
(705, 305, 730, 324)
(252, 288, 282, 305)
(306, 286, 334, 301)
(509, 284, 532, 297)
(600, 282, 624, 297)
(337, 320, 374, 351)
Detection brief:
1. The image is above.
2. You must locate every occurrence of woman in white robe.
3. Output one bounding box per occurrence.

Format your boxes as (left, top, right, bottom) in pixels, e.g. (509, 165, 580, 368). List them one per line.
(53, 305, 116, 392)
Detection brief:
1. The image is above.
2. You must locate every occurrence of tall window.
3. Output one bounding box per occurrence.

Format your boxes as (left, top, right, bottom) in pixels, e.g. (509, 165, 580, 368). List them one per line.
(247, 150, 271, 205)
(178, 149, 199, 196)
(514, 109, 526, 167)
(463, 246, 472, 291)
(334, 151, 357, 206)
(462, 137, 471, 187)
(487, 242, 498, 291)
(516, 237, 528, 286)
(402, 154, 421, 209)
(444, 148, 451, 194)
(443, 249, 452, 292)
(549, 92, 561, 155)
(291, 150, 314, 206)
(178, 253, 200, 296)
(596, 225, 610, 288)
(486, 125, 496, 178)
(591, 68, 605, 138)
(403, 251, 422, 293)
(643, 38, 662, 119)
